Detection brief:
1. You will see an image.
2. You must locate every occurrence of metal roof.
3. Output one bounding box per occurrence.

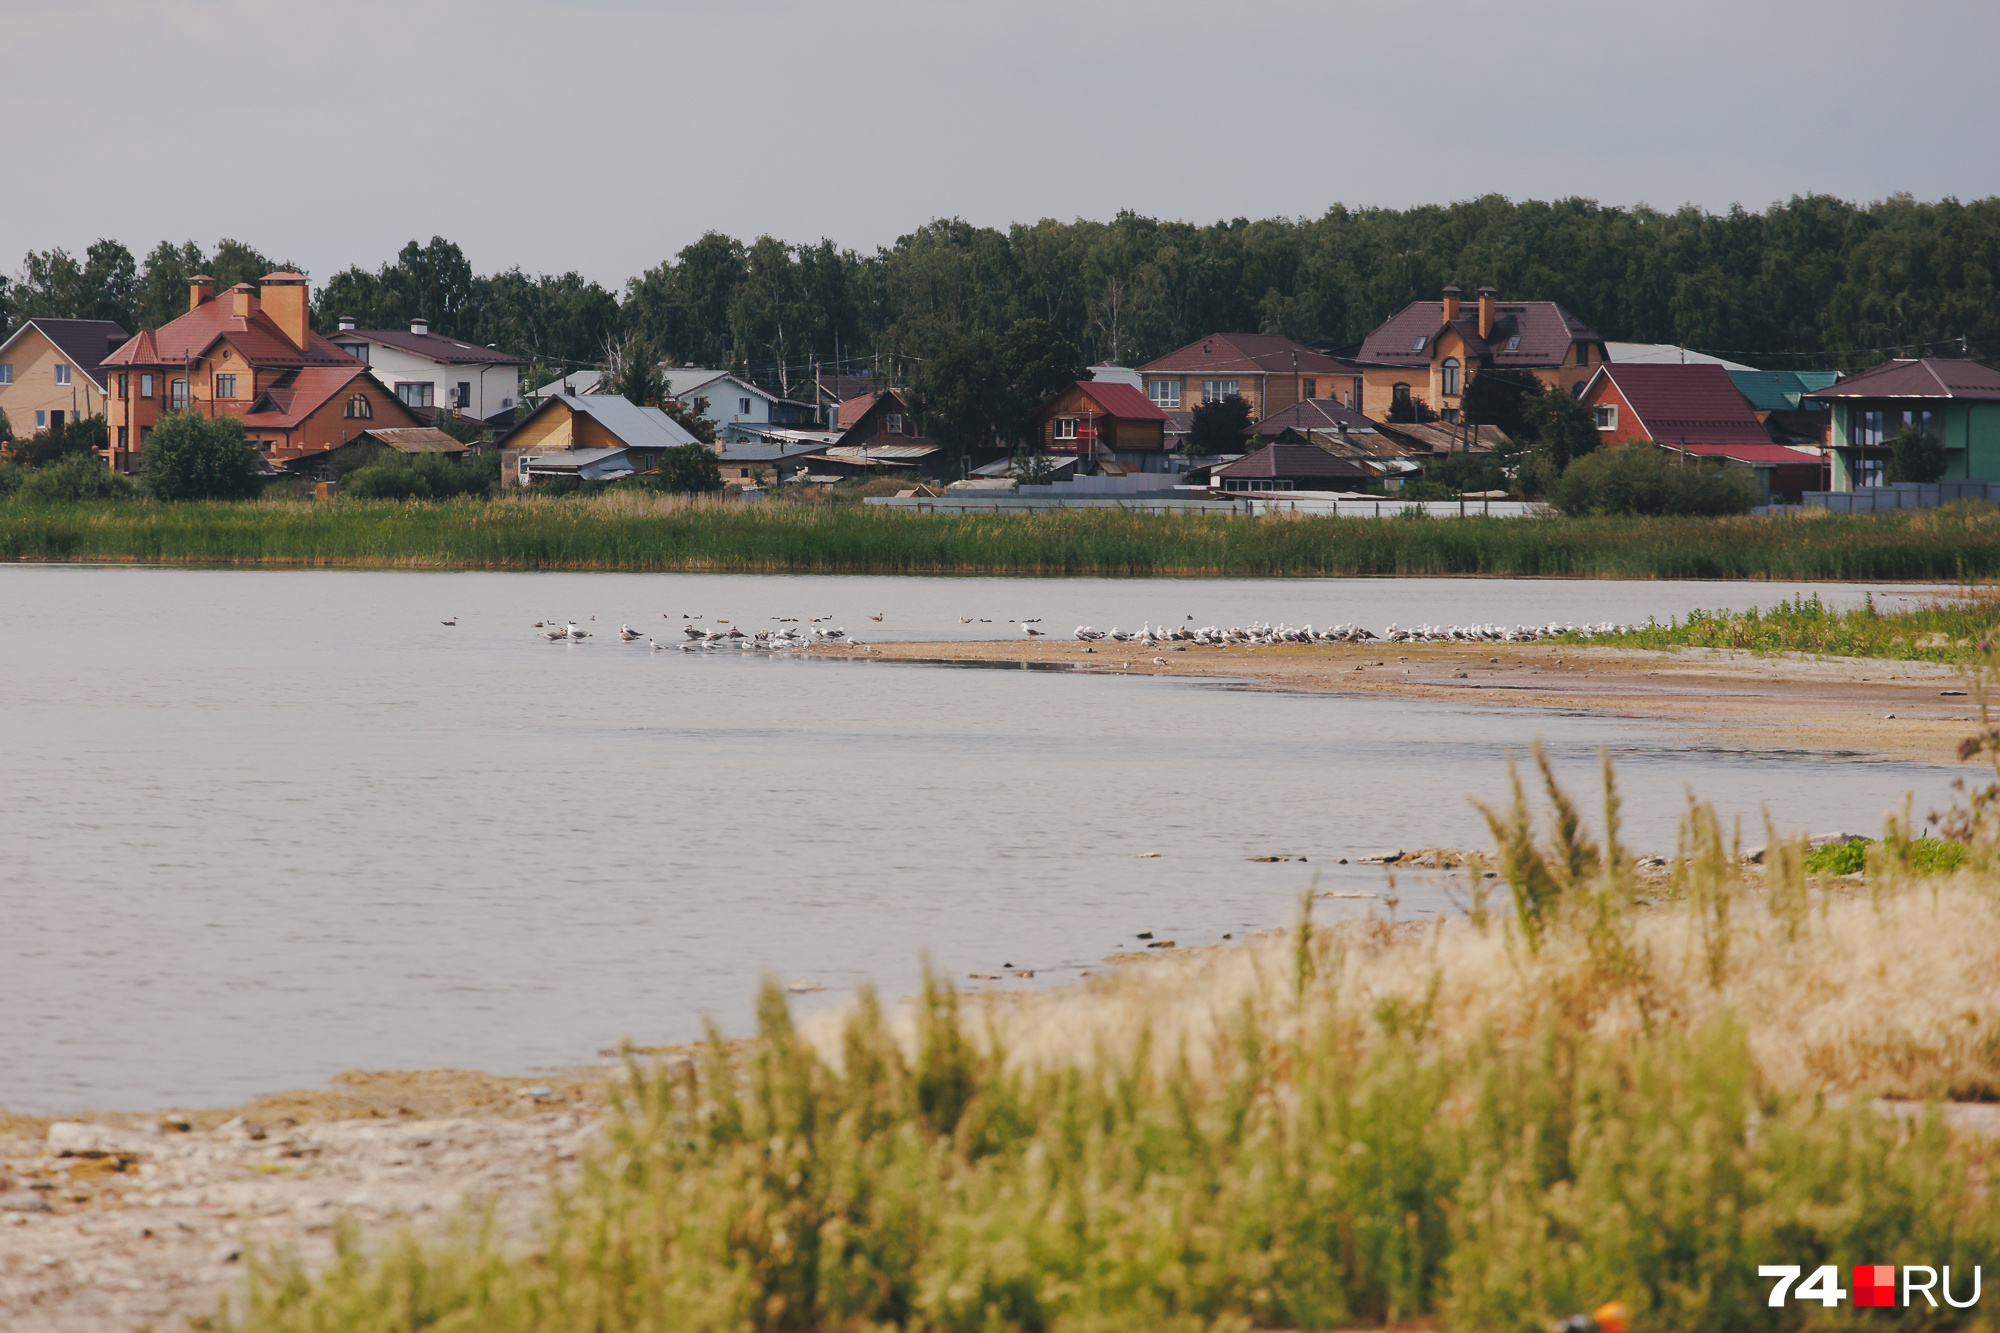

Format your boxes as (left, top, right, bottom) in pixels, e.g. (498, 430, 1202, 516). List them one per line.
(1805, 358, 2000, 402)
(527, 393, 701, 451)
(336, 328, 527, 366)
(1726, 369, 1841, 412)
(821, 443, 939, 462)
(1585, 363, 1774, 451)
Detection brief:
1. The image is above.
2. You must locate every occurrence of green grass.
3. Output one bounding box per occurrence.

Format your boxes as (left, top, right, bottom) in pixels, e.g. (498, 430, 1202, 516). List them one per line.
(1574, 589, 2000, 662)
(1806, 837, 1968, 876)
(7, 494, 2000, 578)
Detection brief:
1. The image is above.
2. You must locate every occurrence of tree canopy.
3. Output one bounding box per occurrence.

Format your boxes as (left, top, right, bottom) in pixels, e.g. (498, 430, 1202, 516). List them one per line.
(138, 413, 266, 501)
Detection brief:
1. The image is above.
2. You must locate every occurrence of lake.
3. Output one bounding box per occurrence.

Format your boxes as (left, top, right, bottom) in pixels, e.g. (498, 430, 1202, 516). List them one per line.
(0, 567, 1955, 1112)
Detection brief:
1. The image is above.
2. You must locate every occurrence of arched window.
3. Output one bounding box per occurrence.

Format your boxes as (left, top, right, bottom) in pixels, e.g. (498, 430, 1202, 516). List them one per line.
(345, 394, 372, 419)
(1391, 383, 1411, 409)
(169, 378, 189, 410)
(1441, 357, 1461, 396)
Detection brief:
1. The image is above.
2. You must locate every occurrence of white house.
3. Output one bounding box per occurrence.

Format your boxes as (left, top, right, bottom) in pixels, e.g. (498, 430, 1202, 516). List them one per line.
(659, 368, 816, 442)
(330, 317, 528, 424)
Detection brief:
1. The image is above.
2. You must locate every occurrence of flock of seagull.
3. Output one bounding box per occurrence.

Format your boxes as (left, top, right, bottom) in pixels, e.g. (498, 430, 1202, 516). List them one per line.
(1072, 619, 1633, 646)
(523, 614, 860, 652)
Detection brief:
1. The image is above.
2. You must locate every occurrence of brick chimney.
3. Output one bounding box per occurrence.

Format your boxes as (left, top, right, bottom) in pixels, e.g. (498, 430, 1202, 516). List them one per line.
(189, 275, 215, 311)
(1477, 287, 1497, 340)
(259, 272, 311, 351)
(1441, 285, 1462, 324)
(229, 283, 256, 318)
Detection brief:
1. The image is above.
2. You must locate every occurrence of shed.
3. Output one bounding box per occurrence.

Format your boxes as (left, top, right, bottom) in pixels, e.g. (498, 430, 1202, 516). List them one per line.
(1209, 442, 1378, 492)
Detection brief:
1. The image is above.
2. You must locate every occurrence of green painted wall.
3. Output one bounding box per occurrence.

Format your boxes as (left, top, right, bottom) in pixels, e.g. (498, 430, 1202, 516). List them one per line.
(1968, 403, 2000, 480)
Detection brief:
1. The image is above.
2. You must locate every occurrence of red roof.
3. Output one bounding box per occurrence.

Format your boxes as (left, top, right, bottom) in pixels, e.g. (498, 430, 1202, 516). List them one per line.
(1805, 357, 2000, 402)
(1136, 333, 1353, 378)
(1073, 381, 1168, 420)
(837, 390, 889, 426)
(1670, 441, 1822, 465)
(1590, 363, 1774, 451)
(104, 290, 361, 371)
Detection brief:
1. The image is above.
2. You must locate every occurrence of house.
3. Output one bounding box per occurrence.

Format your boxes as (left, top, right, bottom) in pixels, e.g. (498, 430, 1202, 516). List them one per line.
(1577, 362, 1821, 502)
(658, 369, 817, 441)
(328, 317, 527, 425)
(281, 426, 475, 481)
(0, 318, 128, 435)
(100, 273, 422, 468)
(1727, 369, 1841, 446)
(1251, 398, 1509, 485)
(1134, 334, 1363, 420)
(499, 391, 701, 486)
(1209, 441, 1378, 493)
(712, 440, 825, 485)
(1353, 286, 1605, 421)
(1030, 381, 1171, 471)
(1805, 358, 2000, 490)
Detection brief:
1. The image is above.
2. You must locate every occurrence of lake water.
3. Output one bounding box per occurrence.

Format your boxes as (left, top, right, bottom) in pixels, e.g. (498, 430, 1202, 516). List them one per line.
(0, 567, 1956, 1112)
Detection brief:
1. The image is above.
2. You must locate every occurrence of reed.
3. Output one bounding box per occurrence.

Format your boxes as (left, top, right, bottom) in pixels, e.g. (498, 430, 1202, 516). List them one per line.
(227, 754, 2000, 1333)
(7, 495, 2000, 579)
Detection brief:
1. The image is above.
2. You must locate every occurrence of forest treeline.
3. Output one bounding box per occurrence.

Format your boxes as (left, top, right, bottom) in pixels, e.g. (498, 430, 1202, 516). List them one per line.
(4, 193, 1996, 392)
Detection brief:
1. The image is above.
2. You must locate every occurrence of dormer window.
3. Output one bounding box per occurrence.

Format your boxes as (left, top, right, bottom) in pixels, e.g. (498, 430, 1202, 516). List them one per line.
(345, 394, 372, 419)
(1411, 336, 1428, 352)
(1506, 336, 1521, 351)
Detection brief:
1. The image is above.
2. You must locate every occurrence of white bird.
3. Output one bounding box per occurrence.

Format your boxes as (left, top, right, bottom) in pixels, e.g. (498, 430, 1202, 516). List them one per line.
(1023, 624, 1045, 636)
(869, 612, 885, 622)
(567, 622, 589, 639)
(620, 625, 643, 641)
(1075, 626, 1105, 641)
(649, 638, 665, 651)
(1153, 657, 1167, 666)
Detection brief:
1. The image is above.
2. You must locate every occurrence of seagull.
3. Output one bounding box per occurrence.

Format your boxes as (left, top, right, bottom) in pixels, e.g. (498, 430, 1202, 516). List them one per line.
(649, 638, 665, 651)
(960, 617, 973, 623)
(543, 626, 567, 641)
(1023, 624, 1045, 636)
(1075, 626, 1105, 642)
(1153, 657, 1167, 666)
(567, 622, 590, 640)
(620, 625, 643, 641)
(869, 612, 885, 622)
(441, 618, 456, 626)
(532, 621, 545, 628)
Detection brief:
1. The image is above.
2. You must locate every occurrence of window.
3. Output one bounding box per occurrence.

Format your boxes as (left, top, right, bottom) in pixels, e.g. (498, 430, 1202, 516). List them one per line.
(138, 426, 149, 448)
(1441, 408, 1460, 424)
(35, 411, 46, 428)
(396, 382, 434, 408)
(54, 364, 71, 385)
(345, 394, 373, 419)
(140, 374, 153, 398)
(738, 397, 751, 416)
(1391, 383, 1411, 410)
(1301, 378, 1317, 400)
(1594, 405, 1618, 431)
(885, 412, 904, 433)
(1506, 336, 1521, 351)
(336, 343, 370, 365)
(0, 364, 11, 384)
(118, 426, 128, 449)
(502, 396, 513, 409)
(1441, 357, 1461, 396)
(1201, 379, 1239, 404)
(1853, 409, 1885, 449)
(1411, 336, 1428, 352)
(1147, 379, 1181, 408)
(118, 373, 128, 399)
(1053, 417, 1079, 440)
(215, 374, 237, 398)
(1576, 343, 1590, 367)
(169, 379, 189, 410)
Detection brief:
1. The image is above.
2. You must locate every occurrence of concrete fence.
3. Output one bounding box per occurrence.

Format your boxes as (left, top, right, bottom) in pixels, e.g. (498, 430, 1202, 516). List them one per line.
(1801, 481, 2000, 513)
(864, 494, 1546, 518)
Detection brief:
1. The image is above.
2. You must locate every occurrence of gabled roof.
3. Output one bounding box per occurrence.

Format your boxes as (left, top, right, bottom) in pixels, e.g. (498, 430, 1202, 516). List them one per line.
(1584, 363, 1773, 451)
(1667, 440, 1822, 465)
(713, 440, 826, 463)
(238, 367, 402, 430)
(501, 392, 701, 452)
(1359, 299, 1599, 368)
(105, 287, 360, 370)
(1804, 357, 2000, 402)
(1727, 369, 1841, 412)
(1135, 333, 1354, 378)
(1060, 380, 1169, 420)
(334, 328, 527, 366)
(0, 318, 130, 389)
(1212, 442, 1377, 481)
(1608, 342, 1756, 371)
(357, 427, 472, 453)
(1251, 398, 1378, 436)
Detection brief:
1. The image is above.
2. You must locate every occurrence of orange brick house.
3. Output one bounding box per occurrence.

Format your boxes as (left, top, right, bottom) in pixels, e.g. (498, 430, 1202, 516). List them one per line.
(99, 272, 416, 470)
(1351, 286, 1605, 422)
(1134, 334, 1362, 419)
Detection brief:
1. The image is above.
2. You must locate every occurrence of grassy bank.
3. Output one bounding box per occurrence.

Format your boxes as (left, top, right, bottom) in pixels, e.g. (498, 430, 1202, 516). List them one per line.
(1580, 589, 2000, 662)
(230, 754, 2000, 1333)
(6, 493, 2000, 578)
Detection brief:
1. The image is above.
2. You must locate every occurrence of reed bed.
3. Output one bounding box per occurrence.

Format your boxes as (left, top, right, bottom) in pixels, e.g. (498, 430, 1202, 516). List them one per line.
(229, 750, 2000, 1333)
(7, 494, 2000, 579)
(1580, 587, 2000, 662)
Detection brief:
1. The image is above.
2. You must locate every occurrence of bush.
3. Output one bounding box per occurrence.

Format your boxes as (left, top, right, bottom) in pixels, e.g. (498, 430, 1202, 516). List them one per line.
(1549, 445, 1760, 517)
(140, 413, 266, 501)
(653, 442, 724, 494)
(1886, 425, 1947, 484)
(0, 460, 22, 498)
(8, 413, 108, 469)
(342, 450, 491, 500)
(20, 452, 137, 502)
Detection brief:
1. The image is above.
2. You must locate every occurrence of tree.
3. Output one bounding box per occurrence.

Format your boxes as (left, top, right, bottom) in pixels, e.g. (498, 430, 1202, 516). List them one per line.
(11, 241, 137, 327)
(1518, 384, 1600, 494)
(432, 413, 487, 446)
(995, 318, 1087, 446)
(136, 241, 207, 329)
(661, 395, 718, 444)
(913, 330, 1003, 462)
(1460, 367, 1537, 440)
(654, 443, 724, 494)
(1886, 425, 1948, 484)
(604, 332, 667, 407)
(139, 413, 265, 501)
(1548, 444, 1760, 516)
(1185, 394, 1253, 455)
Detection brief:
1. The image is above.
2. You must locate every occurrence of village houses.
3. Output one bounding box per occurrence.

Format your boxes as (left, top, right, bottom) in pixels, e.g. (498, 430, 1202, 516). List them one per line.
(0, 318, 128, 436)
(330, 317, 528, 426)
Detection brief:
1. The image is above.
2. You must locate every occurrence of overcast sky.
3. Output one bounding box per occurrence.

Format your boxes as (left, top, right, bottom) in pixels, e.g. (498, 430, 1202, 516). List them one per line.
(7, 0, 1997, 290)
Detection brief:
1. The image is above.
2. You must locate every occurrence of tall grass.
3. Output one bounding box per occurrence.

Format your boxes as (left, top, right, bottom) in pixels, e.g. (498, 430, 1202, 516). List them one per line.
(1581, 588, 2000, 662)
(228, 753, 2000, 1333)
(8, 494, 2000, 578)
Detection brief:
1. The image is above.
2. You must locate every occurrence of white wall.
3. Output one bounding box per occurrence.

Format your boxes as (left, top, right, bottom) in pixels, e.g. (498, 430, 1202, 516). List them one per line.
(663, 370, 778, 440)
(333, 337, 522, 422)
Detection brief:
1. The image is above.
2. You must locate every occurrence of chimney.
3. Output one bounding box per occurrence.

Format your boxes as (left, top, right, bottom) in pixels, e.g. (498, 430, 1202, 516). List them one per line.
(410, 318, 429, 336)
(230, 283, 256, 318)
(189, 275, 215, 311)
(337, 315, 357, 333)
(1441, 285, 1462, 324)
(1477, 287, 1497, 340)
(259, 272, 310, 351)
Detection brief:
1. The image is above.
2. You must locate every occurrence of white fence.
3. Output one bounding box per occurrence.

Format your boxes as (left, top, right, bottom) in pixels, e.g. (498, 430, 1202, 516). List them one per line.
(864, 494, 1545, 518)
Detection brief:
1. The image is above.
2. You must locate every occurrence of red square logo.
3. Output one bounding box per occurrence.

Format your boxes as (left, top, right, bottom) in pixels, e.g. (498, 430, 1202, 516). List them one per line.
(1854, 1265, 1897, 1308)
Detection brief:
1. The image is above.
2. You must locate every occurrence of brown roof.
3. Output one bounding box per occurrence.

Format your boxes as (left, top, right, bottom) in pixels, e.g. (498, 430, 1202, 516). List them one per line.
(336, 328, 528, 366)
(1251, 398, 1378, 436)
(105, 289, 361, 371)
(1136, 333, 1354, 378)
(0, 318, 130, 389)
(1805, 357, 2000, 402)
(358, 427, 472, 453)
(1069, 381, 1169, 420)
(1585, 363, 1774, 451)
(1358, 297, 1599, 369)
(236, 367, 397, 430)
(1212, 442, 1377, 482)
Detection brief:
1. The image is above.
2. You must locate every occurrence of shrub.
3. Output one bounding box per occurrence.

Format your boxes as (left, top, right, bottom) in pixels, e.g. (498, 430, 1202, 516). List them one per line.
(342, 450, 490, 500)
(20, 452, 137, 502)
(1805, 836, 1965, 877)
(140, 412, 266, 501)
(1549, 445, 1760, 517)
(8, 413, 108, 469)
(1886, 425, 1947, 484)
(0, 459, 22, 498)
(654, 442, 724, 494)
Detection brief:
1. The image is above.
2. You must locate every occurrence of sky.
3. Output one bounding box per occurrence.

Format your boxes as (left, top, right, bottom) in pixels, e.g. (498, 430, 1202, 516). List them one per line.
(6, 0, 1998, 289)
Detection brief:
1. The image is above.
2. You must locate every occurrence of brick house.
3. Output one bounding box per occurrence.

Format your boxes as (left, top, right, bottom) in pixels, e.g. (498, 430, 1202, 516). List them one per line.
(1133, 334, 1363, 420)
(1352, 286, 1605, 422)
(100, 273, 418, 469)
(1030, 381, 1170, 471)
(0, 318, 128, 437)
(1577, 362, 1820, 502)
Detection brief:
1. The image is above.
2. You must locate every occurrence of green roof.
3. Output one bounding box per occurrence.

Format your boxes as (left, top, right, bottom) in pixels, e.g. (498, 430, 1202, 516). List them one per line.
(1727, 369, 1841, 412)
